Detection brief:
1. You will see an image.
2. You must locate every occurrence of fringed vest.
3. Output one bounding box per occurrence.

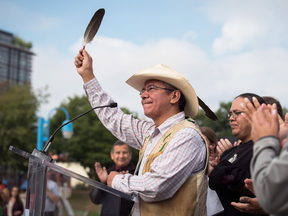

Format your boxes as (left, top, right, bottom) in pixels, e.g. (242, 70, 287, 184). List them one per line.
(136, 118, 209, 216)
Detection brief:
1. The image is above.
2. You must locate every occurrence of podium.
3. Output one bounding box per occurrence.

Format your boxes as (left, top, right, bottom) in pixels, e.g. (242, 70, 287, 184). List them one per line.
(9, 146, 135, 216)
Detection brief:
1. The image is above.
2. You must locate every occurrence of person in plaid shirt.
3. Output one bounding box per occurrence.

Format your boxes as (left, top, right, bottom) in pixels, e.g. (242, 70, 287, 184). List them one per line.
(75, 49, 210, 216)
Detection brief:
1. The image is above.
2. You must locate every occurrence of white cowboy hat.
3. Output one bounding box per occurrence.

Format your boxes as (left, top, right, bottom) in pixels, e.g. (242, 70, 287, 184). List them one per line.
(126, 64, 199, 118)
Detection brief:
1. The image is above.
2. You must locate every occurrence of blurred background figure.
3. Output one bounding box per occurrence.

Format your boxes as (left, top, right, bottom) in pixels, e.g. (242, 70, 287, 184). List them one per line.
(5, 186, 24, 216)
(250, 102, 288, 215)
(201, 126, 219, 159)
(262, 96, 283, 119)
(230, 96, 284, 214)
(90, 140, 135, 216)
(45, 171, 60, 216)
(0, 173, 10, 216)
(209, 93, 267, 216)
(200, 126, 224, 216)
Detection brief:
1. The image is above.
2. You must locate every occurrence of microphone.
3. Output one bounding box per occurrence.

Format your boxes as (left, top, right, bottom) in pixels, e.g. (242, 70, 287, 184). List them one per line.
(42, 102, 118, 153)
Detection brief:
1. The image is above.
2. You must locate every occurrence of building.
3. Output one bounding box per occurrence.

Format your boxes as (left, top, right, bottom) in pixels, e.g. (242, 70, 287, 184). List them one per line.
(0, 29, 34, 89)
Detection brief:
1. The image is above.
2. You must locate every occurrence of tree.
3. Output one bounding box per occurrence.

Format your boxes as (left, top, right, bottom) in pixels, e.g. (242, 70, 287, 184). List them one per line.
(12, 35, 32, 49)
(49, 95, 140, 178)
(0, 84, 48, 172)
(49, 95, 288, 178)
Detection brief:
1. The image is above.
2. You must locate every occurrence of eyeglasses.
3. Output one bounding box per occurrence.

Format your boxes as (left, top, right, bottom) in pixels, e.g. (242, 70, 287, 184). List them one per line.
(139, 85, 174, 95)
(227, 111, 244, 119)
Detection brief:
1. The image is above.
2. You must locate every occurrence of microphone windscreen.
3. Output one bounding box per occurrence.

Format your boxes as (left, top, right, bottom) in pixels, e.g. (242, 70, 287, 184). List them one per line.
(110, 102, 118, 108)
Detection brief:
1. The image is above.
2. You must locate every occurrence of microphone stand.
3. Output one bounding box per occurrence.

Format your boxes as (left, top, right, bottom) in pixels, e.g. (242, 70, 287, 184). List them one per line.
(42, 102, 117, 154)
(10, 102, 126, 216)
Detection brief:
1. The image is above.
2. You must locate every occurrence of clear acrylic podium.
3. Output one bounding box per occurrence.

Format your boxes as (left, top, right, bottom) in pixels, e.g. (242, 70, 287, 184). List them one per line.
(9, 146, 135, 216)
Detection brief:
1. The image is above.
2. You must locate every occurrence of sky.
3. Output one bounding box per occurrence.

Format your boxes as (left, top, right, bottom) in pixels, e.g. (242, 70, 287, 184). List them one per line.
(1, 0, 288, 121)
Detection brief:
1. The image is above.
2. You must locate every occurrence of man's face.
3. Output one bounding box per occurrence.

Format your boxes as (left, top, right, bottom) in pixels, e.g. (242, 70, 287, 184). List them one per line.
(229, 97, 252, 143)
(140, 80, 173, 120)
(110, 144, 132, 168)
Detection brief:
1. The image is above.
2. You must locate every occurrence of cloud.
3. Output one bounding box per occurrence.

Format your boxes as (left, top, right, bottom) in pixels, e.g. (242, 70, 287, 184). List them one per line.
(34, 36, 208, 119)
(206, 47, 288, 109)
(32, 45, 83, 117)
(201, 0, 288, 55)
(212, 19, 266, 55)
(30, 0, 288, 121)
(33, 33, 288, 123)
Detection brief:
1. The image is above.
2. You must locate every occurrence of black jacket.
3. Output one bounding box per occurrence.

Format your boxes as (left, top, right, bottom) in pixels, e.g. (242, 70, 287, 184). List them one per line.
(90, 162, 135, 216)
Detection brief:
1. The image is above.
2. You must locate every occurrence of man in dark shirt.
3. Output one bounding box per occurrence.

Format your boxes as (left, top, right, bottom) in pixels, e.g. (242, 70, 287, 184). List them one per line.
(209, 93, 267, 216)
(90, 140, 135, 216)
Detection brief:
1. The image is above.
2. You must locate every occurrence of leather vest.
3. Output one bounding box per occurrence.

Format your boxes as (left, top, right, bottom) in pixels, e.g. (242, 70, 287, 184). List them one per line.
(136, 118, 209, 216)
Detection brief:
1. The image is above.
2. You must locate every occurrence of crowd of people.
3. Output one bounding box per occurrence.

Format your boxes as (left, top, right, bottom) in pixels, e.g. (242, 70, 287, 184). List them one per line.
(75, 48, 288, 216)
(0, 173, 23, 216)
(0, 171, 60, 216)
(2, 46, 286, 216)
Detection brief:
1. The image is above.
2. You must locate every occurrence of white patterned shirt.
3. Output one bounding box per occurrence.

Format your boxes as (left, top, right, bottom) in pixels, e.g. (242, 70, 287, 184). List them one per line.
(84, 77, 206, 216)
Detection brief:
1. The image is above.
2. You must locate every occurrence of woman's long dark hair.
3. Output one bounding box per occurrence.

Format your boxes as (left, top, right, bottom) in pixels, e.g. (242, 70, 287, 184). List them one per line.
(11, 187, 23, 206)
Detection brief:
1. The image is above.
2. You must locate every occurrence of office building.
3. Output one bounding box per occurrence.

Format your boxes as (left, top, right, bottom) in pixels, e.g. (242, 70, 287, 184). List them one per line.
(0, 29, 34, 89)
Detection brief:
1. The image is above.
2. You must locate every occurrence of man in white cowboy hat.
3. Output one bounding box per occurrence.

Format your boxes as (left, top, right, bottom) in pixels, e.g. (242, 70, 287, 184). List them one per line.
(74, 49, 210, 216)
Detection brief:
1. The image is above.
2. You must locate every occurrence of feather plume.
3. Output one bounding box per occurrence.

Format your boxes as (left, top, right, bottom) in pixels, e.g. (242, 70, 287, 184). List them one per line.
(197, 96, 218, 121)
(83, 8, 105, 48)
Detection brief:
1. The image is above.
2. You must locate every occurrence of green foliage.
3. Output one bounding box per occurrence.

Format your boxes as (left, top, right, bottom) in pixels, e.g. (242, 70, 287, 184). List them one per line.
(194, 101, 233, 137)
(121, 107, 139, 119)
(12, 35, 32, 49)
(49, 95, 140, 178)
(0, 84, 49, 171)
(50, 96, 288, 178)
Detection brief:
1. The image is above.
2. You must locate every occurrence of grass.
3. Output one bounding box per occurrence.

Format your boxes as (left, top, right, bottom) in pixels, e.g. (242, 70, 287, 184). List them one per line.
(67, 188, 101, 216)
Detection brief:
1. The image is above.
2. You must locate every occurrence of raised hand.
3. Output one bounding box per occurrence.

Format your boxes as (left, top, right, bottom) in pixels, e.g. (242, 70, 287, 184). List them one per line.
(209, 157, 220, 176)
(95, 162, 108, 184)
(251, 104, 279, 143)
(240, 97, 261, 124)
(217, 138, 235, 158)
(74, 49, 95, 83)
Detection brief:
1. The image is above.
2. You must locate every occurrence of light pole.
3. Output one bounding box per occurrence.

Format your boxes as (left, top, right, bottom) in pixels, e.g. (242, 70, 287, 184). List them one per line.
(37, 107, 73, 150)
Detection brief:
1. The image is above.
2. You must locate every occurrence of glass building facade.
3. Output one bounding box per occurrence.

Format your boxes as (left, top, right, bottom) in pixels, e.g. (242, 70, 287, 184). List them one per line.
(0, 30, 34, 88)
